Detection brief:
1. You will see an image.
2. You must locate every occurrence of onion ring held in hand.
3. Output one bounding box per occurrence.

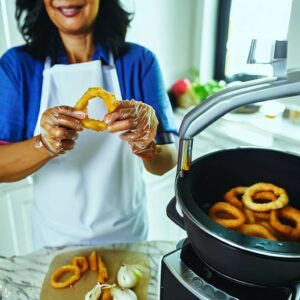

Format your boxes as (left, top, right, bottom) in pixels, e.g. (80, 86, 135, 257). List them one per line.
(51, 265, 81, 289)
(74, 87, 119, 131)
(243, 183, 289, 212)
(238, 224, 277, 241)
(270, 206, 300, 240)
(209, 202, 246, 228)
(71, 256, 88, 274)
(224, 186, 247, 208)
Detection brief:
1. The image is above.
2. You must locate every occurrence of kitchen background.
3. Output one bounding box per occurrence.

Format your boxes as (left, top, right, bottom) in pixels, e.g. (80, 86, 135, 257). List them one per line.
(0, 0, 299, 257)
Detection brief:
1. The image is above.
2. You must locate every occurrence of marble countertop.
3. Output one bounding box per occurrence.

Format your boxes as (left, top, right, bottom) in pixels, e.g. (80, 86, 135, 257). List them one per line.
(0, 241, 176, 300)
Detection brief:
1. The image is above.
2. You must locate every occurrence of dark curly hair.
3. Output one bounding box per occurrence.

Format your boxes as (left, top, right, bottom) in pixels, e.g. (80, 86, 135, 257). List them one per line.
(15, 0, 133, 61)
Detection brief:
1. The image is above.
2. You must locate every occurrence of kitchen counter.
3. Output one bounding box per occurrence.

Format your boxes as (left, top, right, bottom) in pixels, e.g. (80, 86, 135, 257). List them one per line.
(0, 241, 176, 300)
(174, 103, 300, 158)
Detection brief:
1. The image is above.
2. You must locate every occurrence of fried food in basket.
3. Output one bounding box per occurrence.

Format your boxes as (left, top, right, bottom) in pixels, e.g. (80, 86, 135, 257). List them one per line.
(224, 186, 247, 208)
(253, 211, 270, 221)
(270, 206, 300, 240)
(208, 202, 246, 228)
(243, 182, 289, 212)
(244, 208, 255, 224)
(208, 182, 300, 242)
(237, 224, 277, 241)
(74, 87, 119, 131)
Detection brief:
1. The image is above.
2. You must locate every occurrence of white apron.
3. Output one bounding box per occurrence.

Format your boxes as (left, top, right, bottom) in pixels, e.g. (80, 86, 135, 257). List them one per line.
(32, 55, 147, 250)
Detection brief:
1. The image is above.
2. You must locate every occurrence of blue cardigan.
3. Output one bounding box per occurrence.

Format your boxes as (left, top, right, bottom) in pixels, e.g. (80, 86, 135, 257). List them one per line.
(0, 42, 177, 143)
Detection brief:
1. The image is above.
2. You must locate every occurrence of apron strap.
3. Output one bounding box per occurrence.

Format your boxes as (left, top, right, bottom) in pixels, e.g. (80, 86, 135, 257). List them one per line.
(102, 53, 122, 100)
(45, 56, 52, 70)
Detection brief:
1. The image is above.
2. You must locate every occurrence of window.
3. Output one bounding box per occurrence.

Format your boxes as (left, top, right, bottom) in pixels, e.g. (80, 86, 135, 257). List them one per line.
(215, 0, 292, 81)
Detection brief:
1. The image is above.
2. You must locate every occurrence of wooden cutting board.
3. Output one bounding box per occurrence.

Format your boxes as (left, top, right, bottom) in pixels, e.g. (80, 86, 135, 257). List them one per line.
(40, 248, 151, 300)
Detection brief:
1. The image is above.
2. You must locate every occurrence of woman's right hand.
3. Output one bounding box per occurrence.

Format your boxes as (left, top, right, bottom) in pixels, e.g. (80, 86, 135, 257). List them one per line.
(40, 106, 85, 156)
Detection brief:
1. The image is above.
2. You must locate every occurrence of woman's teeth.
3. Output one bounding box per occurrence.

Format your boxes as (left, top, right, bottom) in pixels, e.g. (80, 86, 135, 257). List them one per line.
(59, 7, 82, 17)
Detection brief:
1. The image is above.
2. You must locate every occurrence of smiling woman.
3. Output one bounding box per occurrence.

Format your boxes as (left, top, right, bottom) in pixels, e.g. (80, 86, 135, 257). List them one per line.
(15, 0, 131, 60)
(0, 0, 178, 250)
(43, 0, 100, 35)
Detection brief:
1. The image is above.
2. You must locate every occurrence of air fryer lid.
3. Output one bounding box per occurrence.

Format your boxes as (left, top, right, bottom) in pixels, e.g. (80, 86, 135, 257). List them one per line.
(176, 147, 300, 258)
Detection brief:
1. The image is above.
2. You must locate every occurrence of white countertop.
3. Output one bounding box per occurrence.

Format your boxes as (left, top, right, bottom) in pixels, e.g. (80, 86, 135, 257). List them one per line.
(0, 241, 176, 300)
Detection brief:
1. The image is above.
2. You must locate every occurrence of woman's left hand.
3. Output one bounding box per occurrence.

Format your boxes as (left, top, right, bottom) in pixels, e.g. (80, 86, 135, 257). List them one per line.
(104, 100, 158, 160)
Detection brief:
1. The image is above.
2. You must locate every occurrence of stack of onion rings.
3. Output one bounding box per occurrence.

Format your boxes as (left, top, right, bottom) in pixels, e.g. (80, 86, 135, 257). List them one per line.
(208, 182, 300, 242)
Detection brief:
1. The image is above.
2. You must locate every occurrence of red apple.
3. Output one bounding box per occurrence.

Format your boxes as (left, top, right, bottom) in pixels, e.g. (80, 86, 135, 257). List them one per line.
(171, 79, 191, 95)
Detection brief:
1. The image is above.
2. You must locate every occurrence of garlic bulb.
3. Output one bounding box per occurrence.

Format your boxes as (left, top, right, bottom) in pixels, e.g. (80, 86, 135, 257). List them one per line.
(111, 287, 137, 300)
(84, 283, 112, 300)
(117, 264, 146, 289)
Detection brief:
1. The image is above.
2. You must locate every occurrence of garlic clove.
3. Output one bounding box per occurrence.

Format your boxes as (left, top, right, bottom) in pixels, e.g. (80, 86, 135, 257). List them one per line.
(85, 283, 112, 300)
(111, 287, 137, 300)
(85, 282, 102, 300)
(117, 264, 146, 289)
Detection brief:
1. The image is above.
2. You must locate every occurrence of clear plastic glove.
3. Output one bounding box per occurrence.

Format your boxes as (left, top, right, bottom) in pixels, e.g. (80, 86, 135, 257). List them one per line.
(104, 100, 158, 160)
(38, 106, 85, 156)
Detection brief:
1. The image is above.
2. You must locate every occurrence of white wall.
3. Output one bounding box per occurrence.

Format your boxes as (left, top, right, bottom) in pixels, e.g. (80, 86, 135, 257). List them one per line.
(197, 0, 218, 83)
(287, 0, 300, 71)
(0, 3, 5, 54)
(0, 0, 24, 50)
(124, 0, 199, 87)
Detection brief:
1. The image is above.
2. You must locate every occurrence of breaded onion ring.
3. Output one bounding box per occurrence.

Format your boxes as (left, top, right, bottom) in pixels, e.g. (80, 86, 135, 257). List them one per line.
(270, 206, 300, 240)
(74, 87, 119, 131)
(243, 183, 289, 212)
(251, 192, 276, 220)
(254, 191, 277, 202)
(244, 208, 256, 224)
(209, 202, 246, 228)
(51, 265, 81, 289)
(71, 256, 88, 274)
(258, 221, 280, 239)
(238, 224, 277, 241)
(224, 186, 247, 208)
(253, 211, 270, 221)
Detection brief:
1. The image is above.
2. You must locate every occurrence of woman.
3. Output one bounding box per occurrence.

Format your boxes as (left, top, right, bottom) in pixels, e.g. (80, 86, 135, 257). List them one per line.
(0, 0, 177, 249)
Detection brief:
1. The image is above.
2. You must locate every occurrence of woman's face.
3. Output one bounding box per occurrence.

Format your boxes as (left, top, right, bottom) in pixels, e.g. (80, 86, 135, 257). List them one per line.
(44, 0, 100, 35)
